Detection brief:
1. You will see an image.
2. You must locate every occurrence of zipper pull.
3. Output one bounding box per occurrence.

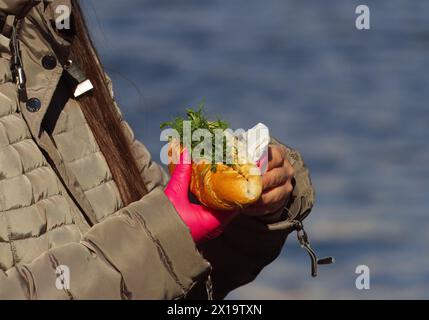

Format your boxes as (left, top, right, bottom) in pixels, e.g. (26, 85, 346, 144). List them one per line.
(293, 220, 334, 277)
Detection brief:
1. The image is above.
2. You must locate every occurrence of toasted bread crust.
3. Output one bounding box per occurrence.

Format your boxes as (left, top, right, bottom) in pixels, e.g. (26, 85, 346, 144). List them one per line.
(168, 144, 262, 210)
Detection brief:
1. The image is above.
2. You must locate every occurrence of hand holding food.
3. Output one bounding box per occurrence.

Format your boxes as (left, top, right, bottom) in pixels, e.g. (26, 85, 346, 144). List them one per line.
(245, 144, 295, 217)
(164, 148, 236, 243)
(161, 107, 269, 211)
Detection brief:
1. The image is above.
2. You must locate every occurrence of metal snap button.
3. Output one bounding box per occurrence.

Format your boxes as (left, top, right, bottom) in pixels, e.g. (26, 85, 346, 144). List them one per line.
(26, 98, 41, 112)
(42, 55, 57, 70)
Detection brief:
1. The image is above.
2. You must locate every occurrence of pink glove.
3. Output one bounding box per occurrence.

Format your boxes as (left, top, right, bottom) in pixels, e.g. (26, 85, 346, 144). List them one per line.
(164, 148, 236, 243)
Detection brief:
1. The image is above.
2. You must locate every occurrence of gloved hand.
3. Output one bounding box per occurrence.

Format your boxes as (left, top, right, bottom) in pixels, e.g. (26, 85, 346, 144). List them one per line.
(164, 148, 237, 243)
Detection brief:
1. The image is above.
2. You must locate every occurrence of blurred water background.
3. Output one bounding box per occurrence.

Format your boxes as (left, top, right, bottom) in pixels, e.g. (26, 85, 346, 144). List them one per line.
(84, 0, 429, 299)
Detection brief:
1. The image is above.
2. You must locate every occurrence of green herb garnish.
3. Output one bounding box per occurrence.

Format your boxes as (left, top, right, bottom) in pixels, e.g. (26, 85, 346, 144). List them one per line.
(160, 102, 230, 171)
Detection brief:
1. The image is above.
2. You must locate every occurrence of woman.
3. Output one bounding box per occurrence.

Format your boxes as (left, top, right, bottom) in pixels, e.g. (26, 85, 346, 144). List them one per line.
(0, 0, 315, 299)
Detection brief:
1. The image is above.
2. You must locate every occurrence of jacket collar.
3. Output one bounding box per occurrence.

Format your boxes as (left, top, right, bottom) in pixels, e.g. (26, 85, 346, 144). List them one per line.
(9, 0, 73, 137)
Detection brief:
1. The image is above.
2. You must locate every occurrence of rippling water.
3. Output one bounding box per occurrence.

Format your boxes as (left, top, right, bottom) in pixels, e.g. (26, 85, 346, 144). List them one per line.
(86, 0, 429, 299)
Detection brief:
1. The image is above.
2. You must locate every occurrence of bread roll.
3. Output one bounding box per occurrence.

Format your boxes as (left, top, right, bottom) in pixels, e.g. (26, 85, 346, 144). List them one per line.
(168, 144, 262, 211)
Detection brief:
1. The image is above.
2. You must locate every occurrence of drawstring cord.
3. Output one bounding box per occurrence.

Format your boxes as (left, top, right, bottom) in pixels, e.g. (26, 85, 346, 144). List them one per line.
(203, 219, 333, 300)
(205, 274, 213, 300)
(291, 220, 334, 277)
(11, 22, 27, 99)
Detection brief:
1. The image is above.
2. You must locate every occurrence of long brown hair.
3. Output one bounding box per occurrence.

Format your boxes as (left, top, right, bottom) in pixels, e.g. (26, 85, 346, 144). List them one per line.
(69, 1, 148, 205)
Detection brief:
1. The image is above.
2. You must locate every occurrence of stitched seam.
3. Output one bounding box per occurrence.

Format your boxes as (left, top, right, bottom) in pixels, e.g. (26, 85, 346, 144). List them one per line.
(0, 112, 22, 123)
(48, 252, 75, 300)
(0, 193, 63, 214)
(51, 121, 88, 138)
(65, 150, 103, 166)
(97, 210, 121, 223)
(0, 110, 15, 121)
(4, 161, 48, 180)
(6, 222, 75, 243)
(0, 164, 49, 183)
(0, 137, 34, 153)
(0, 114, 31, 142)
(82, 177, 114, 193)
(4, 213, 18, 265)
(94, 209, 119, 224)
(131, 211, 187, 294)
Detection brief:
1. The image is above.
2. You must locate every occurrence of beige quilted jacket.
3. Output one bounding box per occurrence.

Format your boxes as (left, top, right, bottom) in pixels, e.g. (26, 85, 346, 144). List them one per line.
(0, 0, 316, 299)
